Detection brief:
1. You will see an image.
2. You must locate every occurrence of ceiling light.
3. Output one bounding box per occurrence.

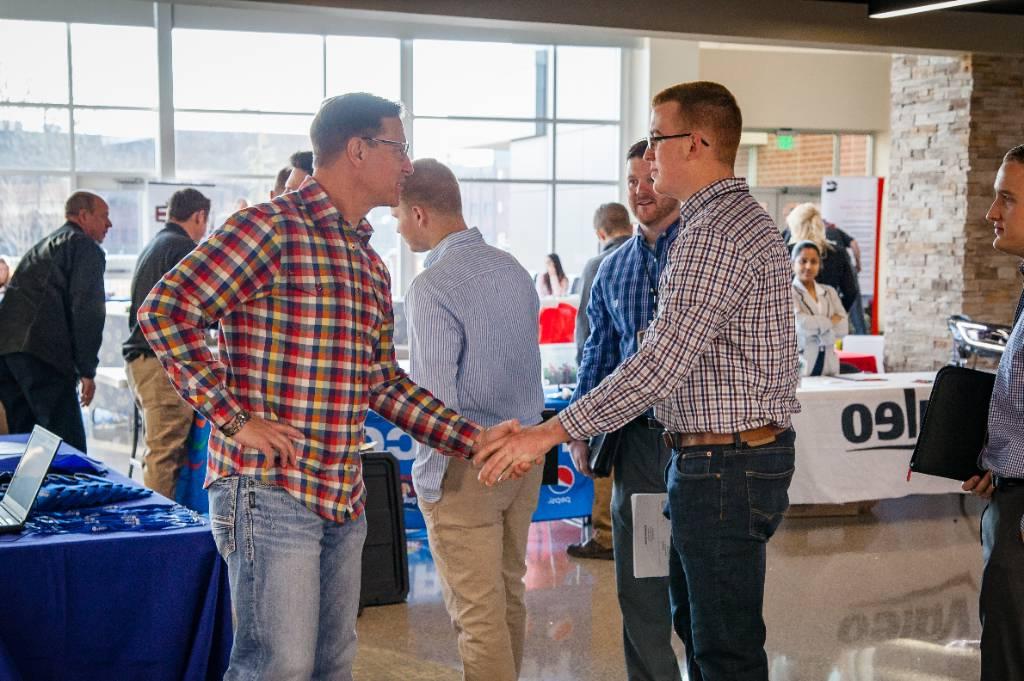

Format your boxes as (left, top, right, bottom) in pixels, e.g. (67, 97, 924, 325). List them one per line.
(868, 0, 992, 19)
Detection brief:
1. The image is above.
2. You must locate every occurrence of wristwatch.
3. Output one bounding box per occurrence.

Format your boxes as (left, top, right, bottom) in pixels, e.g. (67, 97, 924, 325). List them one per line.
(221, 410, 251, 437)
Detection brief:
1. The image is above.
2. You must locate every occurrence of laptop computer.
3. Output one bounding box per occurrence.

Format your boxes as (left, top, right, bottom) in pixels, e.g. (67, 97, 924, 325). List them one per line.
(0, 426, 62, 534)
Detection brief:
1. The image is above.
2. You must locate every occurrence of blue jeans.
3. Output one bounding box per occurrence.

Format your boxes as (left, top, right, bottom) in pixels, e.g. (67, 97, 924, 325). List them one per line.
(208, 475, 368, 681)
(666, 430, 795, 681)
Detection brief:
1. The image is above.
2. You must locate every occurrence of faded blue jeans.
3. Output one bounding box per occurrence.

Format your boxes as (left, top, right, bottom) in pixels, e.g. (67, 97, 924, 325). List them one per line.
(666, 429, 795, 681)
(209, 475, 367, 681)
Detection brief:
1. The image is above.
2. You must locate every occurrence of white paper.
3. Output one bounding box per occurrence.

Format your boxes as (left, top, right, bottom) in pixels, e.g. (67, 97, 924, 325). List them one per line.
(632, 493, 670, 579)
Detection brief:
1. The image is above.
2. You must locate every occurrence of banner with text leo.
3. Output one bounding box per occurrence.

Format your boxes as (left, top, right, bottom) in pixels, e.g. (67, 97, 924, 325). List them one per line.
(789, 373, 965, 505)
(364, 411, 594, 529)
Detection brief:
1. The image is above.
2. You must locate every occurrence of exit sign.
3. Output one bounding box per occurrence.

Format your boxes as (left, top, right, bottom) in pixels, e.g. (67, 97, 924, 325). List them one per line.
(776, 134, 794, 150)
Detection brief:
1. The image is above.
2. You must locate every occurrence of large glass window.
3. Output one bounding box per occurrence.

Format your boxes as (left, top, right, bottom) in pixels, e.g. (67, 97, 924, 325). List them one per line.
(326, 37, 401, 102)
(555, 46, 620, 121)
(0, 107, 71, 170)
(414, 41, 553, 119)
(413, 119, 552, 180)
(71, 25, 157, 108)
(412, 41, 621, 282)
(173, 29, 324, 112)
(174, 111, 312, 176)
(1, 14, 623, 292)
(0, 20, 69, 104)
(74, 109, 157, 172)
(0, 175, 71, 256)
(555, 184, 619, 275)
(0, 19, 158, 258)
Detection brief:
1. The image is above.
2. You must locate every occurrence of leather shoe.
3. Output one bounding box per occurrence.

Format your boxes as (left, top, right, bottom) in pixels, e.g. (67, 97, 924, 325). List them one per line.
(566, 538, 613, 560)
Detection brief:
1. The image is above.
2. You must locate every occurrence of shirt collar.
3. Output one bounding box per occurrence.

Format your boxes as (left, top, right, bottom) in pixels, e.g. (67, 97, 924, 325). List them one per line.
(602, 234, 631, 253)
(636, 217, 682, 252)
(164, 222, 191, 240)
(297, 176, 374, 242)
(424, 227, 482, 268)
(679, 177, 749, 225)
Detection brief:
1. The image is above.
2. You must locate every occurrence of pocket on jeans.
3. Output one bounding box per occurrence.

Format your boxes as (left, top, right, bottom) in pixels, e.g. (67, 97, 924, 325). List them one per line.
(746, 453, 795, 541)
(675, 449, 714, 478)
(208, 476, 239, 559)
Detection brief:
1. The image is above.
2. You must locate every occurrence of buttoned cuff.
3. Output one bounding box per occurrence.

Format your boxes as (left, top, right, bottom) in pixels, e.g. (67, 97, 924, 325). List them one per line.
(448, 418, 483, 459)
(201, 386, 245, 431)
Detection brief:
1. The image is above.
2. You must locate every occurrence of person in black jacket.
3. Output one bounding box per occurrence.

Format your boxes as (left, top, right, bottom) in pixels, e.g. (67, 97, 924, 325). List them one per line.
(785, 202, 861, 317)
(0, 191, 111, 451)
(123, 188, 209, 498)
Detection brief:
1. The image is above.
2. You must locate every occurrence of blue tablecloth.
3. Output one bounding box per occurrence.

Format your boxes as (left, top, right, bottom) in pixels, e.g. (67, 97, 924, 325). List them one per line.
(0, 435, 231, 681)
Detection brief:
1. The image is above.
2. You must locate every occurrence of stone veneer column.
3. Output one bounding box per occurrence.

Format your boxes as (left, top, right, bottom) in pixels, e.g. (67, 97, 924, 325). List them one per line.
(884, 54, 1024, 371)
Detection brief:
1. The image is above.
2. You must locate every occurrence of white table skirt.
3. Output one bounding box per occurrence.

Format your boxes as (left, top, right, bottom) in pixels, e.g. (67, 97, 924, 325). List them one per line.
(790, 371, 965, 504)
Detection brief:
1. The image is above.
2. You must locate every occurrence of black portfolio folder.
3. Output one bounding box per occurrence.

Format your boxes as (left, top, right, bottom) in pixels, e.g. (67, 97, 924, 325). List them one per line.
(908, 366, 993, 481)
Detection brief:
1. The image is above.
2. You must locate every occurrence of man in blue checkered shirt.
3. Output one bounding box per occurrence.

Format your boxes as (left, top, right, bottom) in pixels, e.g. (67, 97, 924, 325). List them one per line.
(569, 139, 682, 680)
(963, 143, 1024, 681)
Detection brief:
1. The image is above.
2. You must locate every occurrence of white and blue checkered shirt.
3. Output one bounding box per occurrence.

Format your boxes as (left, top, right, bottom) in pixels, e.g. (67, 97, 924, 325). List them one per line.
(982, 266, 1024, 530)
(560, 178, 801, 438)
(405, 228, 545, 502)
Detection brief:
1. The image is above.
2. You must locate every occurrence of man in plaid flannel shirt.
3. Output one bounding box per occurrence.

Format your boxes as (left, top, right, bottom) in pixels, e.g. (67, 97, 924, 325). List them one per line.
(140, 93, 517, 680)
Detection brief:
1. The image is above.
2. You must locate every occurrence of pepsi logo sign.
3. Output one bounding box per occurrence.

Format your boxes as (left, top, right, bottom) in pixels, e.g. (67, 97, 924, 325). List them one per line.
(547, 465, 576, 495)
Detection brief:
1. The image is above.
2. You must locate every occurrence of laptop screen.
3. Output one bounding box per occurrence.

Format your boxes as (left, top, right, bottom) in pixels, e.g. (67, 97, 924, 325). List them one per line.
(2, 427, 61, 521)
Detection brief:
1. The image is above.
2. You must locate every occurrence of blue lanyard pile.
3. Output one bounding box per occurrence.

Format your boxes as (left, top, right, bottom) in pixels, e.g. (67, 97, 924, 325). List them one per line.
(1, 473, 153, 512)
(24, 504, 203, 535)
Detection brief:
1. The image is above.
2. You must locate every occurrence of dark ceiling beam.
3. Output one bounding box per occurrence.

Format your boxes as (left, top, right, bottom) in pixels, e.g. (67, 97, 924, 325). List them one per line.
(240, 0, 1024, 54)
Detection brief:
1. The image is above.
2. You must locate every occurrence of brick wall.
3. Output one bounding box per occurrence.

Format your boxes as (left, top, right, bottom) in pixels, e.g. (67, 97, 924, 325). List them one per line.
(884, 53, 1024, 371)
(962, 54, 1024, 325)
(757, 134, 834, 186)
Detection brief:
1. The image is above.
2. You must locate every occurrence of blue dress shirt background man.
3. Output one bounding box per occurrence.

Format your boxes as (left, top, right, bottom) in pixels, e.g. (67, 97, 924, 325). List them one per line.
(396, 158, 544, 681)
(569, 139, 682, 681)
(963, 143, 1024, 681)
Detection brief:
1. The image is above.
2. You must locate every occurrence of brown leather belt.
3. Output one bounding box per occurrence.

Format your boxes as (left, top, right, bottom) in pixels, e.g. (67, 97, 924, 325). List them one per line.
(662, 425, 785, 450)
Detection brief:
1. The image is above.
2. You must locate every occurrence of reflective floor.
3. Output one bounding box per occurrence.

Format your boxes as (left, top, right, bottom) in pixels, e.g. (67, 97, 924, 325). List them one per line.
(354, 494, 985, 681)
(87, 439, 985, 680)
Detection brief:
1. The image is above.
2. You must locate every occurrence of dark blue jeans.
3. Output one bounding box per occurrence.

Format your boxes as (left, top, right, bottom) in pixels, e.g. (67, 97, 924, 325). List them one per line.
(666, 429, 795, 681)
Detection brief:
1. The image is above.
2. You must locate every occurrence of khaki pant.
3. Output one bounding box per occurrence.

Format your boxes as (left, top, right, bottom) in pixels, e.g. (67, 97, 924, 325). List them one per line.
(419, 458, 542, 681)
(125, 355, 194, 499)
(591, 474, 613, 548)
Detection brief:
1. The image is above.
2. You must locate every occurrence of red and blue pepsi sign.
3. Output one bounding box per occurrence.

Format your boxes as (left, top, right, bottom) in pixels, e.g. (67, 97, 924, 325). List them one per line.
(365, 408, 594, 529)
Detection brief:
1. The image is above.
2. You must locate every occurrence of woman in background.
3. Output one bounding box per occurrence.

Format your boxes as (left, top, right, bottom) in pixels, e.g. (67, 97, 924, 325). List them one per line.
(536, 253, 569, 297)
(792, 240, 848, 376)
(786, 203, 860, 319)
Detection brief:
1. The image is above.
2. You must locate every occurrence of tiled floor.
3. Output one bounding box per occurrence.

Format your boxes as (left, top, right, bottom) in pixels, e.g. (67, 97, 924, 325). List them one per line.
(354, 494, 985, 681)
(88, 439, 985, 681)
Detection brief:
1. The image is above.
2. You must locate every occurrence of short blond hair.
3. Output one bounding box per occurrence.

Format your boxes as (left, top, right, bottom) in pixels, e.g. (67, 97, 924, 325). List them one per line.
(400, 159, 462, 215)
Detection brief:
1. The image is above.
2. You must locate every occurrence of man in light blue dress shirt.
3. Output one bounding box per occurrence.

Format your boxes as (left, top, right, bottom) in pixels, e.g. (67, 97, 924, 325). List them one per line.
(396, 158, 544, 681)
(963, 144, 1024, 681)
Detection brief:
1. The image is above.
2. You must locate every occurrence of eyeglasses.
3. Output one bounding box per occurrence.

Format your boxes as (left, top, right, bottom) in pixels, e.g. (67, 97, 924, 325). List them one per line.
(645, 132, 710, 151)
(361, 136, 410, 157)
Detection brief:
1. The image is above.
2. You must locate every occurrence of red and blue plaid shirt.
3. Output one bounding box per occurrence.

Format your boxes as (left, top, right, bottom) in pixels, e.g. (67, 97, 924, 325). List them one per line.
(139, 178, 481, 522)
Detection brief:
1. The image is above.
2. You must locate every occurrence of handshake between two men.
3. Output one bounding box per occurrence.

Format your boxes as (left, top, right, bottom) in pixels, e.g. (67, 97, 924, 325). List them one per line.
(228, 411, 569, 484)
(471, 416, 571, 486)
